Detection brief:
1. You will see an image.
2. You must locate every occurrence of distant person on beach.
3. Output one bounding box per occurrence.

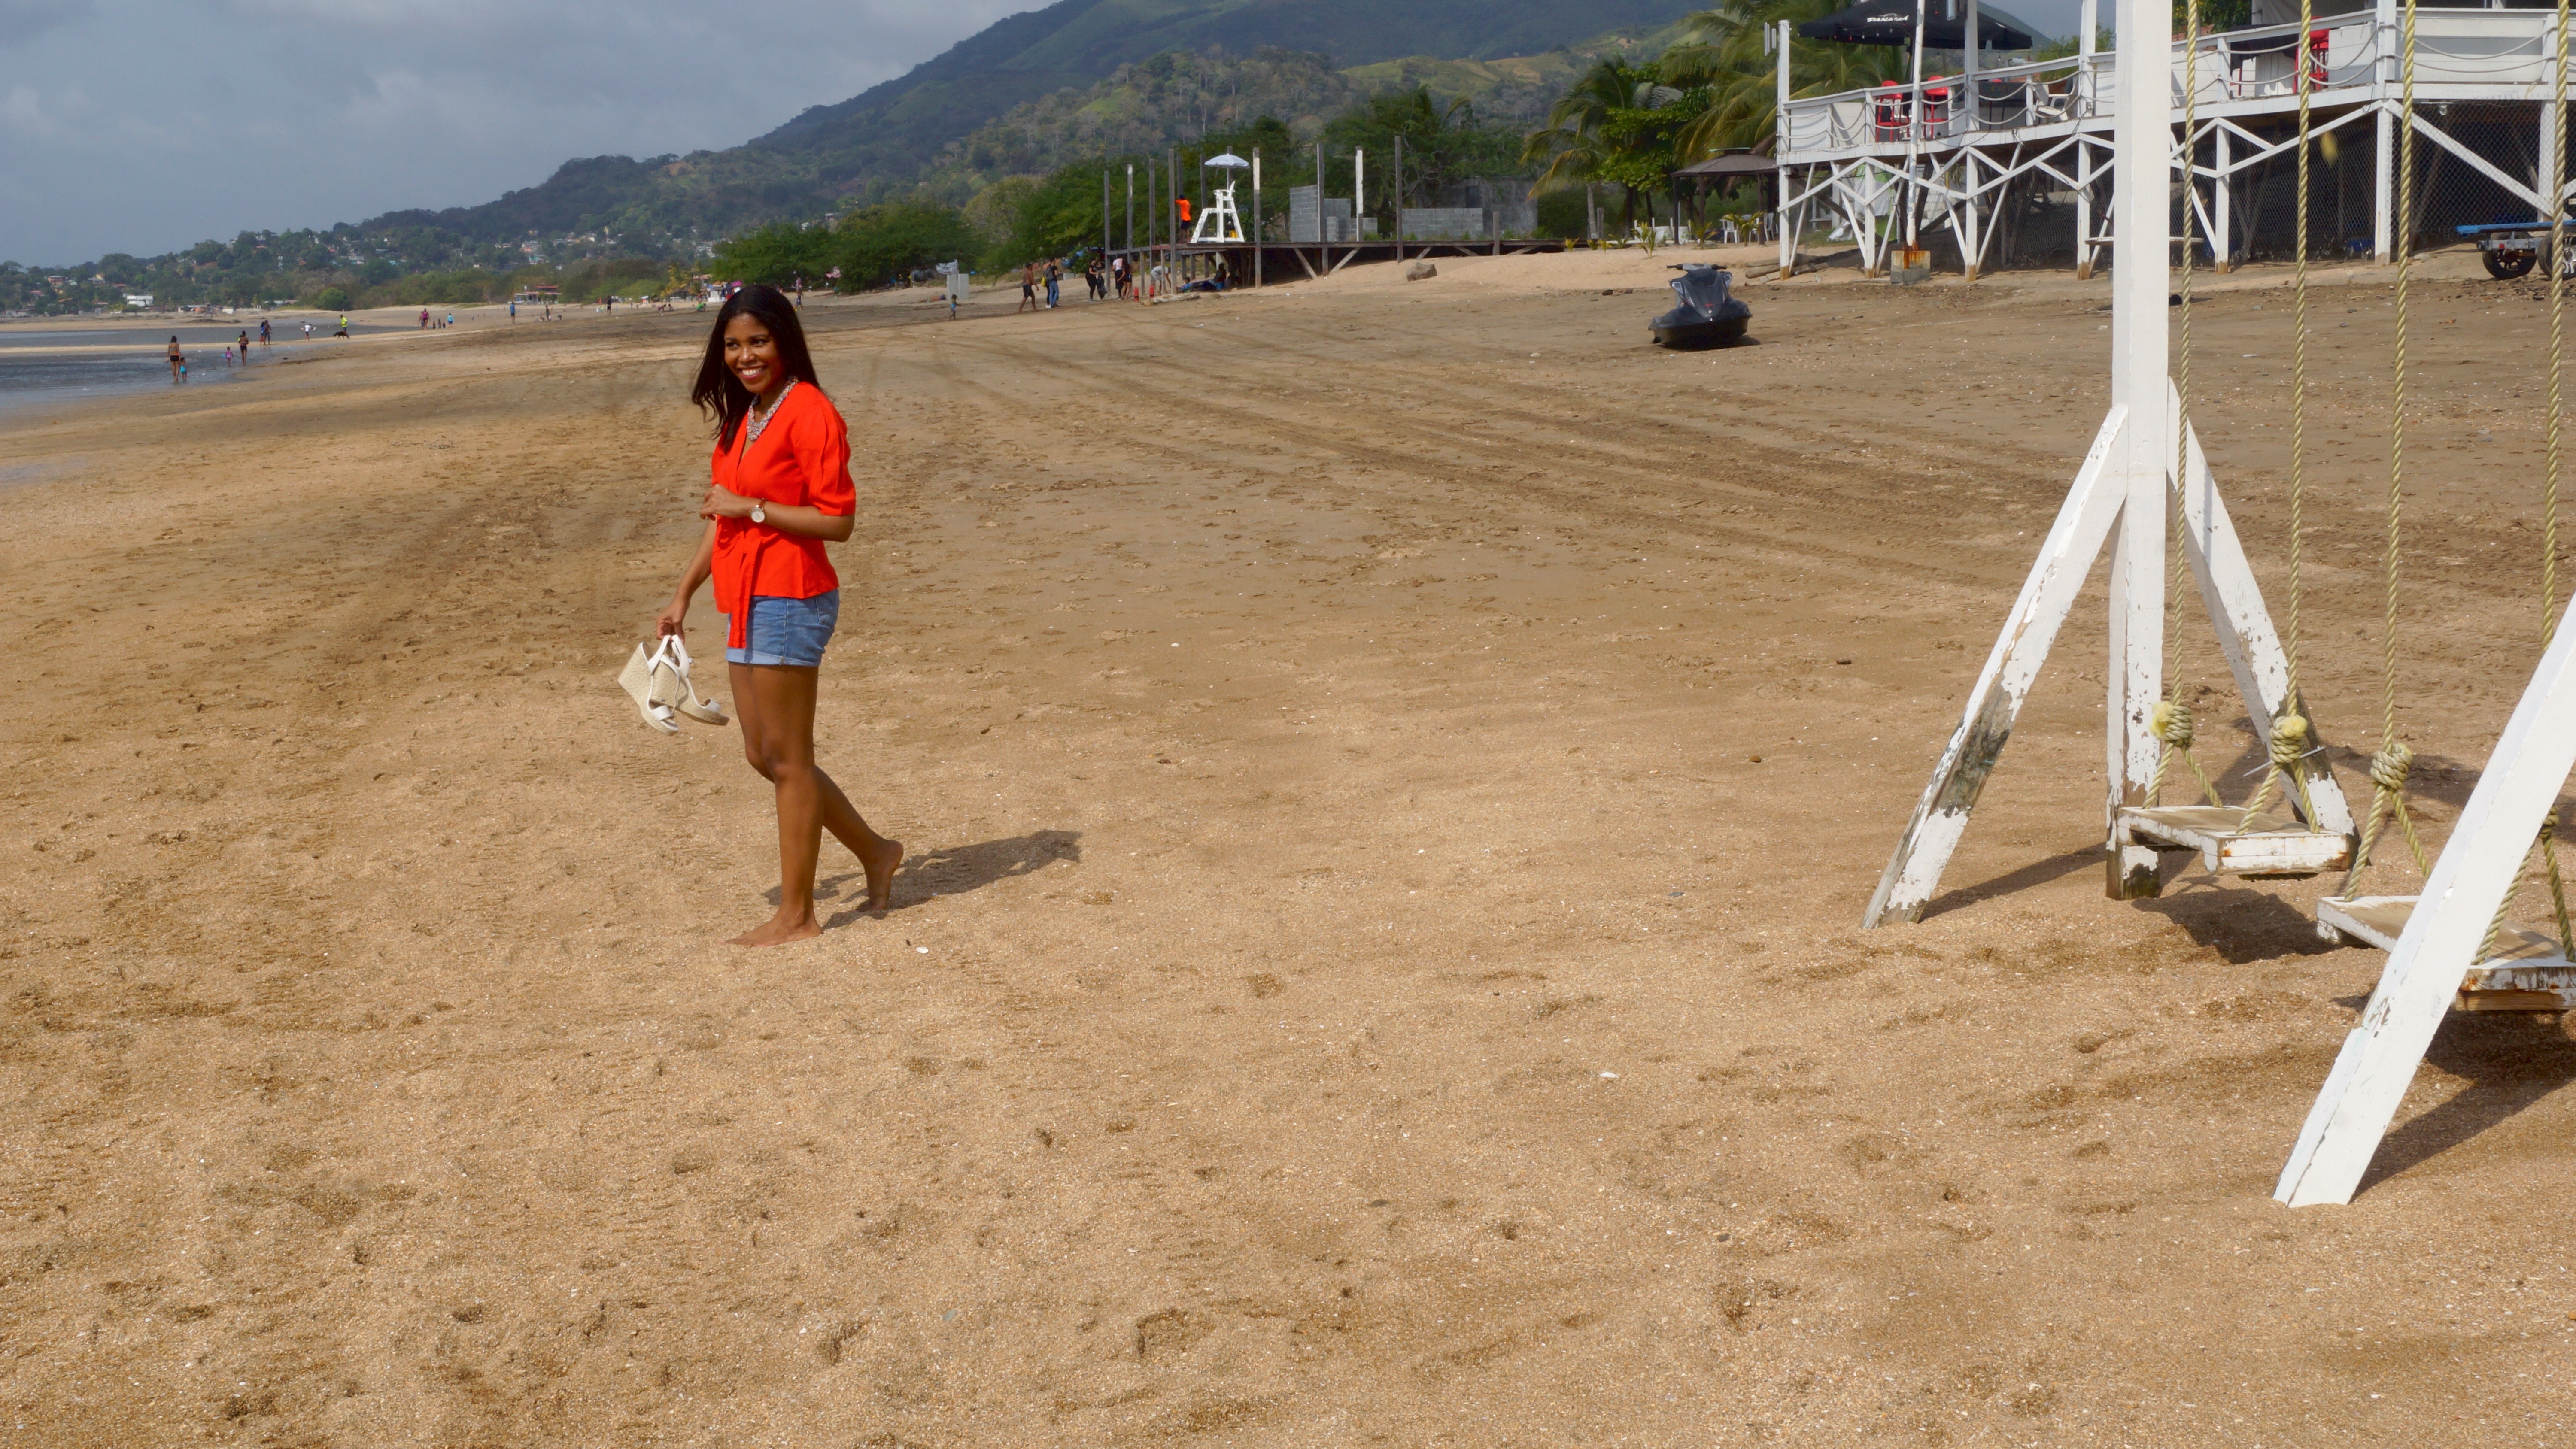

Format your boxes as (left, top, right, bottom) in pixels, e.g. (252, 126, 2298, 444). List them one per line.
(1045, 258, 1061, 309)
(335, 314, 349, 337)
(301, 321, 312, 339)
(1085, 258, 1103, 300)
(652, 283, 900, 944)
(167, 336, 182, 382)
(259, 319, 270, 346)
(794, 277, 805, 308)
(509, 299, 518, 321)
(237, 329, 250, 362)
(419, 307, 430, 330)
(1018, 264, 1038, 313)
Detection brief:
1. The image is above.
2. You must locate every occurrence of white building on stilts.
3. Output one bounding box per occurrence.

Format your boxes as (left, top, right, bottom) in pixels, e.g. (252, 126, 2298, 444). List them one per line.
(1775, 0, 2576, 280)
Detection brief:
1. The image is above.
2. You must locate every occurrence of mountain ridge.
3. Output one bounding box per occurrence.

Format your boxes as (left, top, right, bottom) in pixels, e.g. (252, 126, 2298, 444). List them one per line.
(368, 0, 1705, 259)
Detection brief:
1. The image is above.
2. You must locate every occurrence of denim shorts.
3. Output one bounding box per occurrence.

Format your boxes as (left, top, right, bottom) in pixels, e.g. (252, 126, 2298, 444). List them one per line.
(726, 590, 839, 667)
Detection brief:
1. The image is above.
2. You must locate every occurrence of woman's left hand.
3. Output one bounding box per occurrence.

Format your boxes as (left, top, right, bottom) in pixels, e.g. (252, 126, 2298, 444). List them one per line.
(701, 484, 758, 520)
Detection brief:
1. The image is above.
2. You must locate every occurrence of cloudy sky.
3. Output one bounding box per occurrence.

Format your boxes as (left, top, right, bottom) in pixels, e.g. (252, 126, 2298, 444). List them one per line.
(0, 0, 1025, 265)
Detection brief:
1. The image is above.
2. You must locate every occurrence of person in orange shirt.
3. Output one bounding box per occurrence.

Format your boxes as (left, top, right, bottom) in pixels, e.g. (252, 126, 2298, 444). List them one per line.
(656, 284, 903, 944)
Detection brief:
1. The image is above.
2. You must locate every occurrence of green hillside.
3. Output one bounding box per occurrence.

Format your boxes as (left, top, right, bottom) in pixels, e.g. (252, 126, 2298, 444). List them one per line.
(916, 16, 1695, 206)
(4, 0, 1710, 312)
(358, 0, 1704, 260)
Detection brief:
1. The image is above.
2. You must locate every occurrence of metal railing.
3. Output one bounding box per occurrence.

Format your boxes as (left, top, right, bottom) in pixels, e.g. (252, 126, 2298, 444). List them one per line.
(1782, 9, 2567, 160)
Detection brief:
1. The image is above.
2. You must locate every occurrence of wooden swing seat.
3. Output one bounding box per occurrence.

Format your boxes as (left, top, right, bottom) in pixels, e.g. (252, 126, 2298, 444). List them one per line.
(2315, 894, 2576, 1011)
(2117, 805, 2352, 876)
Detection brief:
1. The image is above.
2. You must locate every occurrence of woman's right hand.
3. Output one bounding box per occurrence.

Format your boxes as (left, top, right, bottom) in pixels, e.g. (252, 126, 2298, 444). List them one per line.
(656, 598, 689, 639)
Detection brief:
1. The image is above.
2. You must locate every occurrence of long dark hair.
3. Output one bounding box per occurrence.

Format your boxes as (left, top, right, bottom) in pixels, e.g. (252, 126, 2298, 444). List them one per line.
(690, 285, 820, 447)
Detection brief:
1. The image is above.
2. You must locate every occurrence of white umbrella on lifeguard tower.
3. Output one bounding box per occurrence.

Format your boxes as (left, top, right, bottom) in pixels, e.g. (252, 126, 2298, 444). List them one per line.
(1190, 152, 1251, 244)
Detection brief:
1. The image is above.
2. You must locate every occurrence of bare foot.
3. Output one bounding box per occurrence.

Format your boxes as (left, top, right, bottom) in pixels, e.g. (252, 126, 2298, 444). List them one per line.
(860, 837, 904, 912)
(730, 909, 822, 947)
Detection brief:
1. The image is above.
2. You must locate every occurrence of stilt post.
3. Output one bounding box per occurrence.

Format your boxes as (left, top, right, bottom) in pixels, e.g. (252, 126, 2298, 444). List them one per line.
(2373, 0, 2396, 265)
(2076, 0, 2100, 278)
(1777, 19, 1796, 274)
(2215, 125, 2233, 272)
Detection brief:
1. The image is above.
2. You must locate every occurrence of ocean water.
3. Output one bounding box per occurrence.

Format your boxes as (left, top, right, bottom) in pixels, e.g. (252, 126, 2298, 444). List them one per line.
(0, 323, 398, 416)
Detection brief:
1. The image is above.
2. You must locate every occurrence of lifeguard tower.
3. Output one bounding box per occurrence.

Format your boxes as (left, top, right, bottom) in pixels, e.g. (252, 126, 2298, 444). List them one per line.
(1190, 152, 1250, 245)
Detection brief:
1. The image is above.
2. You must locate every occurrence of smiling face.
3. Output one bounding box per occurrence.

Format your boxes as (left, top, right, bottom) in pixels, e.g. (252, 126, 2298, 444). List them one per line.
(723, 315, 785, 400)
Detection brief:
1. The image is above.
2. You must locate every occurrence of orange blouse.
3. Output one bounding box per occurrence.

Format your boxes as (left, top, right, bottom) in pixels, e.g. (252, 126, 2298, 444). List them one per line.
(708, 381, 856, 648)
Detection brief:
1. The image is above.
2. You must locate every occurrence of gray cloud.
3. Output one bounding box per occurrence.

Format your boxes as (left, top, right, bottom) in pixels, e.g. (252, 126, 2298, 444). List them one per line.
(0, 0, 91, 45)
(0, 0, 1024, 263)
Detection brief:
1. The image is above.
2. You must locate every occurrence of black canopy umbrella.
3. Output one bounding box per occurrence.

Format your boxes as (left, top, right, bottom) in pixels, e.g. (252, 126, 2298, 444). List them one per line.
(1797, 0, 2035, 50)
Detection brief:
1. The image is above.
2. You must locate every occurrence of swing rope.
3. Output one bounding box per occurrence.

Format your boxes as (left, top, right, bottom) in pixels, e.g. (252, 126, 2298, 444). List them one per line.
(2538, 0, 2576, 959)
(2336, 0, 2430, 897)
(2166, 0, 2199, 723)
(2237, 0, 2324, 836)
(2287, 0, 2315, 726)
(2154, 1, 2322, 832)
(2154, 6, 2265, 819)
(2478, 814, 2575, 962)
(2551, 0, 2570, 650)
(2483, 0, 2576, 962)
(2148, 700, 2225, 806)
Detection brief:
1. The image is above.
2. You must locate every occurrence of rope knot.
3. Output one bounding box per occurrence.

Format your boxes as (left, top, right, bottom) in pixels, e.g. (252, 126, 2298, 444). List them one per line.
(2268, 713, 2311, 769)
(2151, 699, 2196, 750)
(2369, 739, 2414, 793)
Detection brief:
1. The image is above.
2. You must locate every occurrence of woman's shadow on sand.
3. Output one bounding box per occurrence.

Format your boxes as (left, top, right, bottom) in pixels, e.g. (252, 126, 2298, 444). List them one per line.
(797, 828, 1081, 926)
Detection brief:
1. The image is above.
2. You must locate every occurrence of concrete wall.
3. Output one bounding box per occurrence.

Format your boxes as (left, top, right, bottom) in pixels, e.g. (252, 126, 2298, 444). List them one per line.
(1288, 188, 1353, 244)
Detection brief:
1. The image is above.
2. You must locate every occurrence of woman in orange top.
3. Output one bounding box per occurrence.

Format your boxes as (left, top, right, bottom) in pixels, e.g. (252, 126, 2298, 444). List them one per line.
(656, 284, 902, 944)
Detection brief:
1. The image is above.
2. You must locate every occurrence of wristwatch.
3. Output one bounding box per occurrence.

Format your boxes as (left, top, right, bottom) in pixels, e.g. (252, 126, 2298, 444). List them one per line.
(750, 500, 766, 524)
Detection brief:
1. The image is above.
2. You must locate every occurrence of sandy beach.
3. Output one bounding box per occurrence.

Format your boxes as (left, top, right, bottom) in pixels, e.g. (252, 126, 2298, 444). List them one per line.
(3, 245, 2571, 1446)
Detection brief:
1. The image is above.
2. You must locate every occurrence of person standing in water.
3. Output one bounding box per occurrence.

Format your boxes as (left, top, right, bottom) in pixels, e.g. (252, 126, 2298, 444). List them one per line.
(654, 284, 902, 943)
(259, 318, 271, 347)
(166, 336, 183, 382)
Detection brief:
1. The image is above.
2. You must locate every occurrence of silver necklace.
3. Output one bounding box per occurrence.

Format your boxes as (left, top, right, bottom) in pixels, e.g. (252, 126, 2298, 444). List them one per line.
(744, 379, 796, 450)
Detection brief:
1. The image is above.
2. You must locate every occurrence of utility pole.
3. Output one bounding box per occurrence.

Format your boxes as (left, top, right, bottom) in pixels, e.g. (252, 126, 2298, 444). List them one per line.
(1252, 150, 1264, 288)
(1315, 140, 1327, 265)
(1392, 136, 1404, 263)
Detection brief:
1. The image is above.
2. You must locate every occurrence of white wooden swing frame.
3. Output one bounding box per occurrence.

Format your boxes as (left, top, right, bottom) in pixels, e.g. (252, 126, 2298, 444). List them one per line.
(1861, 0, 2576, 1206)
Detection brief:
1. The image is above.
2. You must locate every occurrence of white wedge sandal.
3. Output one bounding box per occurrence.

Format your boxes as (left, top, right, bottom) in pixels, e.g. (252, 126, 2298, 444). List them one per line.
(652, 636, 728, 725)
(619, 641, 680, 734)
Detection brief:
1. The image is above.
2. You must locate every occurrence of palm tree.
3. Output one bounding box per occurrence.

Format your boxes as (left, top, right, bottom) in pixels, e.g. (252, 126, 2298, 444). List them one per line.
(1523, 57, 1702, 235)
(1326, 85, 1485, 215)
(1662, 1, 1911, 164)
